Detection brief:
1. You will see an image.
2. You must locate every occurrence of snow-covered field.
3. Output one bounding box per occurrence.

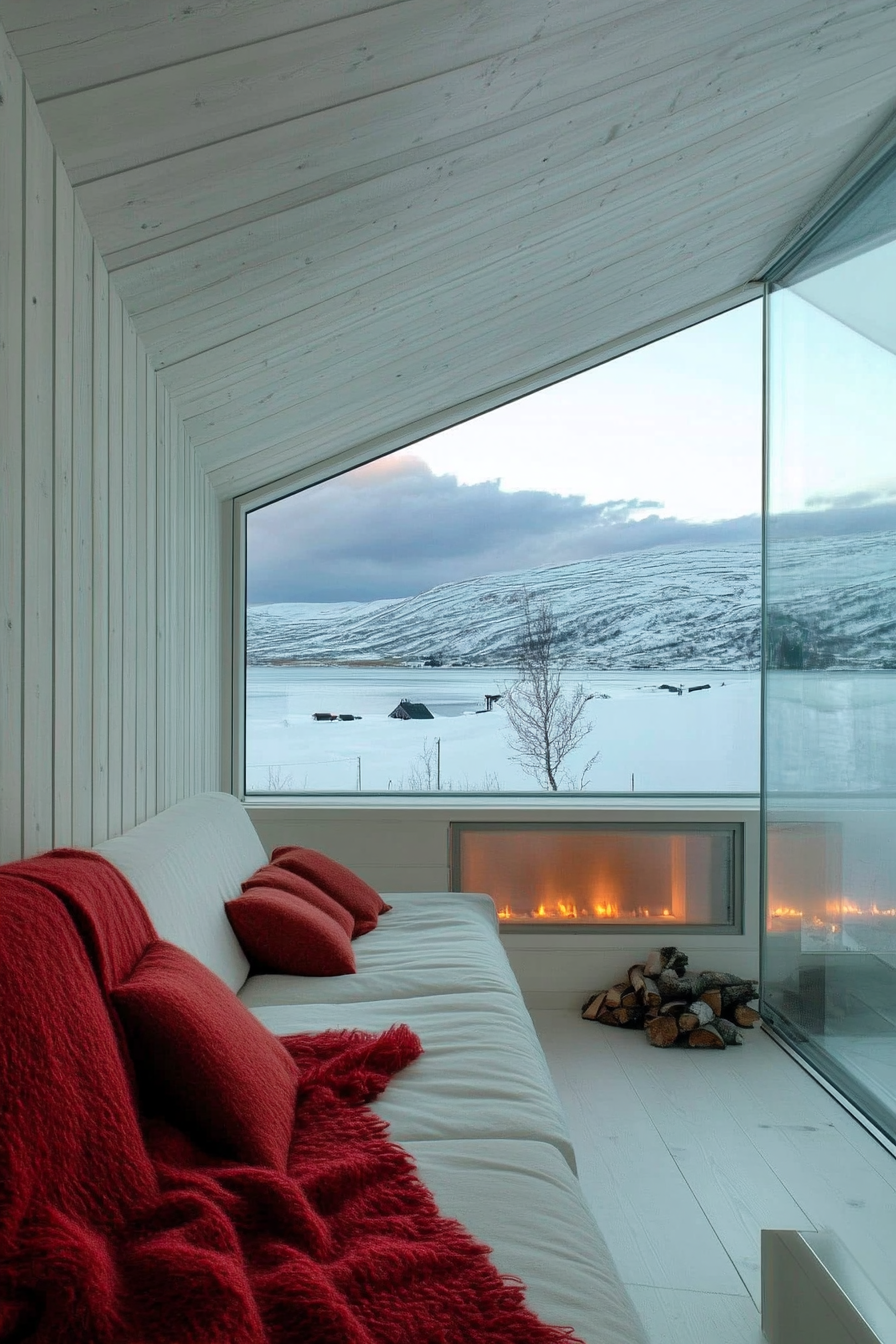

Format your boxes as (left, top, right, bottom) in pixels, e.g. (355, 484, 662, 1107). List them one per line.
(246, 667, 760, 793)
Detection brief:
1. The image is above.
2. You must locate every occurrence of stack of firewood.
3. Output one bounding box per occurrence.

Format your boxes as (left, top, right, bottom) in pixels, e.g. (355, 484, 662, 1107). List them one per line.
(581, 946, 760, 1048)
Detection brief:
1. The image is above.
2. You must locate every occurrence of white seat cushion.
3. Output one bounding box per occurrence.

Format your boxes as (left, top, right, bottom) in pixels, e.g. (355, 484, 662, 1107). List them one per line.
(95, 792, 266, 991)
(404, 1139, 647, 1344)
(249, 991, 575, 1169)
(238, 890, 520, 1007)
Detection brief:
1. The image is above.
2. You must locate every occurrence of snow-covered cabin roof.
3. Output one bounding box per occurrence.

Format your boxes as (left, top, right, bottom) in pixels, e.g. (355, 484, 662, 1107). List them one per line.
(3, 1, 896, 500)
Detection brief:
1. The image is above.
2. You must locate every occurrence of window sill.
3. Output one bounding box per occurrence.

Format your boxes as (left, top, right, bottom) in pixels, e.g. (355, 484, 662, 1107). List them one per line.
(243, 791, 759, 815)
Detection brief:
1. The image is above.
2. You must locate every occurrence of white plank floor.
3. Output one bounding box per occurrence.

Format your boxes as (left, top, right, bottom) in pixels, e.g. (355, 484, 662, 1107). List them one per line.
(531, 1010, 896, 1344)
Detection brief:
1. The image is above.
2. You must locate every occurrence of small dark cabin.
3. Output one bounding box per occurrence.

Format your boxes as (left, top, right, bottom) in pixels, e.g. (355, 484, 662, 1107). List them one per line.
(389, 699, 434, 720)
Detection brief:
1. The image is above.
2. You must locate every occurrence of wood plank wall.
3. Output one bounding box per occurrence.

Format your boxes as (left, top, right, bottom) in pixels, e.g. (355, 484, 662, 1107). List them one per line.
(0, 29, 222, 861)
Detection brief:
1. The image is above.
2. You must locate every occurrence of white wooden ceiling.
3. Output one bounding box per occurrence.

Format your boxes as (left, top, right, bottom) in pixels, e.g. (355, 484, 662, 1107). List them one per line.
(4, 0, 896, 498)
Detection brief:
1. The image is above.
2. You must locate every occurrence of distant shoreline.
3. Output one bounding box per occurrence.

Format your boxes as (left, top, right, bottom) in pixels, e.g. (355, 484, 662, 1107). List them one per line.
(251, 660, 760, 672)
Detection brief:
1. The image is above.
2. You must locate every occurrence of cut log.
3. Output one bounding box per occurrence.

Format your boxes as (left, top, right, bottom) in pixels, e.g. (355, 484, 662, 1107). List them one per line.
(646, 1015, 680, 1048)
(644, 948, 666, 978)
(678, 1012, 699, 1034)
(629, 965, 662, 1006)
(620, 990, 639, 1009)
(657, 969, 686, 998)
(612, 1006, 646, 1028)
(604, 982, 628, 1009)
(688, 1023, 725, 1049)
(660, 946, 689, 973)
(641, 976, 662, 1007)
(628, 965, 647, 996)
(659, 999, 688, 1017)
(733, 1004, 762, 1028)
(581, 991, 607, 1021)
(697, 971, 758, 990)
(699, 989, 722, 1017)
(714, 1017, 744, 1046)
(596, 1009, 618, 1026)
(721, 984, 758, 1010)
(688, 1000, 716, 1027)
(664, 973, 712, 1001)
(645, 1006, 660, 1022)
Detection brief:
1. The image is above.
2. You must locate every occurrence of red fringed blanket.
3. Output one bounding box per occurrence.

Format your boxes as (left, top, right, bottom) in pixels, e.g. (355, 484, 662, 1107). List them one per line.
(0, 854, 583, 1344)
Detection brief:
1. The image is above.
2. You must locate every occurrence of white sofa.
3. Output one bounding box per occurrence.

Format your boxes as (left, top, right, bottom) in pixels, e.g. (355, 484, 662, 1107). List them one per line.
(96, 792, 647, 1344)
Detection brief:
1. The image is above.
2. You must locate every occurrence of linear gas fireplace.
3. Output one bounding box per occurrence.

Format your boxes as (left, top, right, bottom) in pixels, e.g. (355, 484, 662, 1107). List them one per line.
(451, 822, 741, 931)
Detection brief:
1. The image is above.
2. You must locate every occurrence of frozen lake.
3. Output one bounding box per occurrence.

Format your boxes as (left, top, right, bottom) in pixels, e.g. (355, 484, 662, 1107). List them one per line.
(246, 666, 760, 793)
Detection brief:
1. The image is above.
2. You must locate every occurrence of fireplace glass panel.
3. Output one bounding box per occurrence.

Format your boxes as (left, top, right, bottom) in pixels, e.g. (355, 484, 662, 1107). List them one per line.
(451, 824, 739, 929)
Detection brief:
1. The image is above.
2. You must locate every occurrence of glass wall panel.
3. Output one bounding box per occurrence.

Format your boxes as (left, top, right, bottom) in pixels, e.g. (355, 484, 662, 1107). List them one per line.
(763, 147, 896, 1143)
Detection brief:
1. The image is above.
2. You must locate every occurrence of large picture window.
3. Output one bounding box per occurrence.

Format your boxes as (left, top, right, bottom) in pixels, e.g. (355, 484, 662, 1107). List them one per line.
(244, 304, 762, 795)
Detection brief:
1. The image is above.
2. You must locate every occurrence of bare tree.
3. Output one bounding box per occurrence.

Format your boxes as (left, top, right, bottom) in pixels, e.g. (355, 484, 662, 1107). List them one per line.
(502, 594, 598, 791)
(403, 737, 449, 791)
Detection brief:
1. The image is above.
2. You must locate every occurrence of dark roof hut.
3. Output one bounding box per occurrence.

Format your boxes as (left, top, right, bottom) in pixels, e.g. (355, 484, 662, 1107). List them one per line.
(389, 699, 434, 720)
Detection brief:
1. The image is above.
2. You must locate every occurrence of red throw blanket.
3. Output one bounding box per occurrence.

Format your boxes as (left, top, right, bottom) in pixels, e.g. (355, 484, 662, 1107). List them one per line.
(0, 854, 583, 1344)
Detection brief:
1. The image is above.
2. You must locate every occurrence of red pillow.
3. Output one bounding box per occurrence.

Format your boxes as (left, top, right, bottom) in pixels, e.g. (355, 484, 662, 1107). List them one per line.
(111, 941, 298, 1170)
(271, 846, 390, 936)
(241, 865, 354, 939)
(226, 888, 356, 977)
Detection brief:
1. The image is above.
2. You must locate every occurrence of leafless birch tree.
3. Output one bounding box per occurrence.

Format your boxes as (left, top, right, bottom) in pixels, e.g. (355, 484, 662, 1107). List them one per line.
(502, 594, 598, 791)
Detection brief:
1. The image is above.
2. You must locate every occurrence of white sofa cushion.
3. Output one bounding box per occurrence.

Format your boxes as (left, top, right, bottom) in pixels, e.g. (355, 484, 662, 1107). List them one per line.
(405, 1139, 647, 1344)
(95, 792, 266, 991)
(249, 991, 576, 1169)
(238, 891, 520, 1006)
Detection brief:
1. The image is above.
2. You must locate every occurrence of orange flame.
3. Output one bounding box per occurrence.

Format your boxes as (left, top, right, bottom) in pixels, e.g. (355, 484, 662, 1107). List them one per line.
(767, 897, 896, 931)
(495, 895, 686, 923)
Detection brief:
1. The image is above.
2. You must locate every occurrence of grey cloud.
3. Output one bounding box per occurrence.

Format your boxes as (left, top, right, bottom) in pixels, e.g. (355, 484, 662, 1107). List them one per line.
(770, 500, 896, 539)
(804, 488, 896, 510)
(246, 455, 762, 603)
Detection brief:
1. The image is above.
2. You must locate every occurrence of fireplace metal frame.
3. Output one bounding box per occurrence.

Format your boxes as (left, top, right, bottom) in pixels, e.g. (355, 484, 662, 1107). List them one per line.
(449, 820, 744, 933)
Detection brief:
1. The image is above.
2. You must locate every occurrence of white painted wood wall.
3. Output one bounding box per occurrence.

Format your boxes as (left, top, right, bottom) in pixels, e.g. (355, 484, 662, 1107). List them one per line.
(0, 28, 222, 861)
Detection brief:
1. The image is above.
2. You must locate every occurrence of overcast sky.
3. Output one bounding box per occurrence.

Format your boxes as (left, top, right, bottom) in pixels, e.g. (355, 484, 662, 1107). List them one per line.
(247, 296, 896, 604)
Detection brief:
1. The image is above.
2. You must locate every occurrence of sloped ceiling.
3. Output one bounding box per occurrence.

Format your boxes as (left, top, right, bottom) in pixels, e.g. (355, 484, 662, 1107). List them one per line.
(4, 0, 896, 498)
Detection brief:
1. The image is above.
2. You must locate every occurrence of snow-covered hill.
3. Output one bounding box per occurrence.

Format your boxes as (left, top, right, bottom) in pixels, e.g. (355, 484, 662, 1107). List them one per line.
(247, 535, 896, 670)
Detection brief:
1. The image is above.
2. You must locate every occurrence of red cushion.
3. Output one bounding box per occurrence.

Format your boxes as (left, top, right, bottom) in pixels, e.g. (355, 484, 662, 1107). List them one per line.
(271, 846, 390, 936)
(226, 888, 356, 977)
(242, 865, 354, 939)
(111, 941, 298, 1170)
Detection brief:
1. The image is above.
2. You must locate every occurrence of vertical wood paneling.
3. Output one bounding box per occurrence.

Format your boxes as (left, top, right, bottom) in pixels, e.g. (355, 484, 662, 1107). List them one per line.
(177, 413, 188, 801)
(0, 32, 24, 864)
(91, 243, 110, 843)
(22, 90, 55, 857)
(185, 442, 195, 798)
(120, 315, 137, 832)
(53, 156, 74, 847)
(144, 370, 157, 818)
(106, 287, 123, 837)
(165, 395, 178, 805)
(0, 22, 222, 860)
(154, 383, 168, 813)
(71, 203, 94, 846)
(134, 345, 148, 824)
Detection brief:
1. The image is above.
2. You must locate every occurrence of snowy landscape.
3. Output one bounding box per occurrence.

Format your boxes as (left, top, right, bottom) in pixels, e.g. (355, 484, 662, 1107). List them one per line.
(245, 534, 896, 794)
(248, 542, 762, 669)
